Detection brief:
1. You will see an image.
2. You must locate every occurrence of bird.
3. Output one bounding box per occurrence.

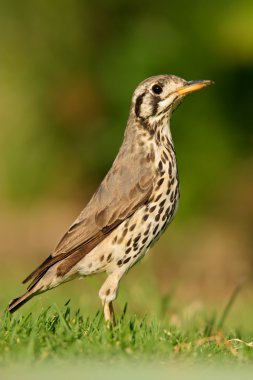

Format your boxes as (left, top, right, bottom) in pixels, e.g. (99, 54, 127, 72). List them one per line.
(8, 75, 213, 322)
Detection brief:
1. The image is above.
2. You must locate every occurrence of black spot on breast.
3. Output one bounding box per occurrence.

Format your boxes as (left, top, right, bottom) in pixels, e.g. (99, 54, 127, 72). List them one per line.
(118, 227, 128, 244)
(158, 160, 163, 172)
(162, 213, 167, 221)
(134, 234, 141, 243)
(155, 193, 162, 202)
(153, 225, 159, 235)
(122, 228, 128, 237)
(129, 224, 136, 231)
(159, 207, 164, 215)
(155, 213, 160, 222)
(168, 162, 172, 178)
(143, 214, 149, 221)
(123, 257, 131, 264)
(163, 151, 169, 161)
(149, 205, 156, 213)
(166, 204, 172, 213)
(117, 260, 123, 266)
(142, 236, 148, 244)
(159, 199, 166, 207)
(126, 238, 132, 246)
(144, 223, 151, 236)
(107, 253, 113, 262)
(156, 178, 164, 188)
(125, 247, 131, 254)
(170, 178, 175, 186)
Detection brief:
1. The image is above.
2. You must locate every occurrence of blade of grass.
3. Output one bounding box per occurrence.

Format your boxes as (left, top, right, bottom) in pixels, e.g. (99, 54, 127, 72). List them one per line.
(217, 283, 242, 330)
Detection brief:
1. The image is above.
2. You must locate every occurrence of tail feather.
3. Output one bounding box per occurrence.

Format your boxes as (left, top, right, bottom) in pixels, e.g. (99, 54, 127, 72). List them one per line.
(8, 290, 36, 313)
(23, 254, 53, 284)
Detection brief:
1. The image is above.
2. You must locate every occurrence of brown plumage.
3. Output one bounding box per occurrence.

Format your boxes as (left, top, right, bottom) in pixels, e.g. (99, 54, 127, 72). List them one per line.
(23, 138, 153, 285)
(9, 75, 213, 321)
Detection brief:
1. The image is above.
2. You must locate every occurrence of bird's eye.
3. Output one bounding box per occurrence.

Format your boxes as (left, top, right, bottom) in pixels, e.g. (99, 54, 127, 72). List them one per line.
(152, 84, 163, 95)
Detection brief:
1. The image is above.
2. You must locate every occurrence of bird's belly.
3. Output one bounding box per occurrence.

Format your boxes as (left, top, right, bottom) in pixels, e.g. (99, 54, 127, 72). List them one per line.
(75, 173, 179, 278)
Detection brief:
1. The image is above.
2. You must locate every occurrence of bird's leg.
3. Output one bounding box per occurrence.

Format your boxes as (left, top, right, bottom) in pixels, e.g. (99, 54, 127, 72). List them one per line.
(103, 301, 116, 325)
(103, 301, 111, 322)
(99, 271, 123, 325)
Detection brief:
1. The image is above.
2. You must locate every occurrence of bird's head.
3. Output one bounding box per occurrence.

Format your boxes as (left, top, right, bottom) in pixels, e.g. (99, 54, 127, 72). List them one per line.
(132, 75, 213, 128)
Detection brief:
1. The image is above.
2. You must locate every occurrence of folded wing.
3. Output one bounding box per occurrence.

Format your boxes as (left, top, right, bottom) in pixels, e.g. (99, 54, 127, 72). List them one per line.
(23, 149, 154, 289)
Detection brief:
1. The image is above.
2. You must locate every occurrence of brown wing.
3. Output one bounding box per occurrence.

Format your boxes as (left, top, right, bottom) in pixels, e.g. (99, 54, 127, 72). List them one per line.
(23, 145, 154, 288)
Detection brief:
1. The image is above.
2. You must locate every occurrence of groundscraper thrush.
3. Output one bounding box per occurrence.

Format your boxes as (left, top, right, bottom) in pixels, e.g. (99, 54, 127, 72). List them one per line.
(9, 75, 213, 322)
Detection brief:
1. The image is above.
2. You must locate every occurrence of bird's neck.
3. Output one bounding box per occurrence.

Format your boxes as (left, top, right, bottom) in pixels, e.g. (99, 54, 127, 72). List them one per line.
(154, 118, 174, 147)
(121, 113, 176, 163)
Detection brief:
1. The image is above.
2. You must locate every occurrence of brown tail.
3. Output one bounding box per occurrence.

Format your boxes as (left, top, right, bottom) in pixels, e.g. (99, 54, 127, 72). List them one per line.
(8, 290, 36, 313)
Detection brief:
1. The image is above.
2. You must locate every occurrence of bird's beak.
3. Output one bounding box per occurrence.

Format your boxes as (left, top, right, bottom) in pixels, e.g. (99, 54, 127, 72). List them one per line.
(176, 80, 214, 95)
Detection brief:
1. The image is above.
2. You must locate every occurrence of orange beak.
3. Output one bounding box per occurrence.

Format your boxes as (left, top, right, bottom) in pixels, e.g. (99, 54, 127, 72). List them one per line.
(176, 80, 214, 95)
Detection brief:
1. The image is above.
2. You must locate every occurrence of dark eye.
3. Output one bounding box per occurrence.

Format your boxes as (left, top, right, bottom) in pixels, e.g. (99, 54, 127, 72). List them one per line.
(152, 84, 163, 95)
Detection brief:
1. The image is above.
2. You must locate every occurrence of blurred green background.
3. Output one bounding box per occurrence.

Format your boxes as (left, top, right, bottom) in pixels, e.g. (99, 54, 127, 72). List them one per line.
(0, 0, 253, 326)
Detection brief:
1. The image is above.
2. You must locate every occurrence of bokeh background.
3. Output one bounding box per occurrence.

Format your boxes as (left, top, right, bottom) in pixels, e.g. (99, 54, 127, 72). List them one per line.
(0, 0, 253, 328)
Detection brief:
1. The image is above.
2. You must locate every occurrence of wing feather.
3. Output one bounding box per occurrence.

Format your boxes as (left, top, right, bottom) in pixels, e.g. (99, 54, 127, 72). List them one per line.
(23, 147, 154, 286)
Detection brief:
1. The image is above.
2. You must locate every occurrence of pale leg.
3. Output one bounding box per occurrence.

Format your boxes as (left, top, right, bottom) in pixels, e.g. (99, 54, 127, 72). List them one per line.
(99, 271, 123, 324)
(103, 301, 116, 325)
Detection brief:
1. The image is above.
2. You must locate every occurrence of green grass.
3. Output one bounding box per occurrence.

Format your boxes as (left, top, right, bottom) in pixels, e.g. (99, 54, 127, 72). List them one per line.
(1, 299, 253, 366)
(1, 277, 253, 378)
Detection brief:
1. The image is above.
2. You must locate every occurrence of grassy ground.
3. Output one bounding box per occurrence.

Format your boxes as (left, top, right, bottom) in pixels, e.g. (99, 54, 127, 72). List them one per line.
(1, 287, 253, 380)
(1, 263, 253, 379)
(1, 296, 253, 366)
